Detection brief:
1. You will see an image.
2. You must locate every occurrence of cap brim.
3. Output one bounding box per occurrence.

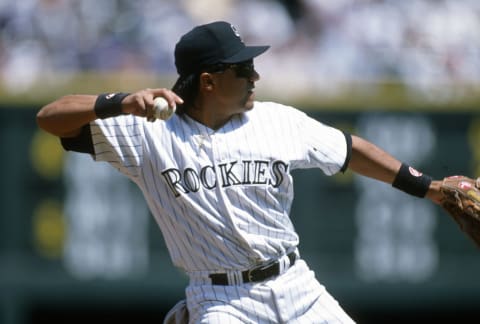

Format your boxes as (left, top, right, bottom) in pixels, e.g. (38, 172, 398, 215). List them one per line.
(221, 45, 270, 64)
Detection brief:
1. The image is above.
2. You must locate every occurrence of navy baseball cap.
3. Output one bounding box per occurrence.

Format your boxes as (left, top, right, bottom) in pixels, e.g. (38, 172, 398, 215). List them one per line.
(174, 21, 270, 77)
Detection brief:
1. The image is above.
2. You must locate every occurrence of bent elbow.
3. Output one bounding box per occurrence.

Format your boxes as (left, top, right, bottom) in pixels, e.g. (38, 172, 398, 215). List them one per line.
(35, 101, 69, 136)
(36, 104, 55, 133)
(36, 107, 47, 127)
(36, 107, 48, 130)
(35, 95, 95, 138)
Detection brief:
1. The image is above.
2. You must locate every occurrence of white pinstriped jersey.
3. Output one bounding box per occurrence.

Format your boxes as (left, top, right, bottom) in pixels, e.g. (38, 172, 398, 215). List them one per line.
(90, 101, 348, 273)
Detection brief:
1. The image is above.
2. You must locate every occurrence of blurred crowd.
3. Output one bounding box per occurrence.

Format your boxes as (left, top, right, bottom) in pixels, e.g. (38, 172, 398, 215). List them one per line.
(0, 0, 479, 99)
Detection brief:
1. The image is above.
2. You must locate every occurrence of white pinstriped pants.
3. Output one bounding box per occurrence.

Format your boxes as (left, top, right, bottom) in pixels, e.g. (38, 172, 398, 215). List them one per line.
(185, 259, 355, 324)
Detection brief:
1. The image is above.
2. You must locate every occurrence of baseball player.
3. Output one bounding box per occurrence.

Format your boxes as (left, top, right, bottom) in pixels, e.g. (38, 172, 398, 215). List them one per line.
(37, 21, 444, 323)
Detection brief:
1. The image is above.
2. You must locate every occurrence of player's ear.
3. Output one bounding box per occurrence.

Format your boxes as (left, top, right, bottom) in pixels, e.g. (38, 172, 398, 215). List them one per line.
(199, 72, 215, 91)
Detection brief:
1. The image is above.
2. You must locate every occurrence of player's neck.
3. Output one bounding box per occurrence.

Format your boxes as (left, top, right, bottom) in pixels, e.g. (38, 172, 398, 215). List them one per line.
(186, 96, 239, 130)
(186, 104, 233, 131)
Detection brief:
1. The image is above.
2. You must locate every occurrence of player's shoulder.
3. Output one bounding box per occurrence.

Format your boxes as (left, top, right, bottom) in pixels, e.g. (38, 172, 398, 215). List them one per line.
(92, 114, 157, 136)
(94, 113, 144, 126)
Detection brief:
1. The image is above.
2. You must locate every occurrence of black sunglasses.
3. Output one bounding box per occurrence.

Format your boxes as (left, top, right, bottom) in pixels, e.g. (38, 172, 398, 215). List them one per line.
(206, 60, 256, 79)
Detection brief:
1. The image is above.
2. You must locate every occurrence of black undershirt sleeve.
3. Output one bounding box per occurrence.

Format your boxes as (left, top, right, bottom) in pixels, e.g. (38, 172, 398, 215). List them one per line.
(340, 132, 352, 173)
(60, 124, 94, 155)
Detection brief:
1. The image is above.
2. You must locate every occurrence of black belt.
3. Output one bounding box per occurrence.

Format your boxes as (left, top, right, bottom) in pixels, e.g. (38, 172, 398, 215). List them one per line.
(209, 252, 297, 285)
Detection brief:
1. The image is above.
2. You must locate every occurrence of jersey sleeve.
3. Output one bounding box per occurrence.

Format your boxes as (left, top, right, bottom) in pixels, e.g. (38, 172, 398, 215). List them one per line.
(291, 108, 351, 175)
(60, 124, 94, 155)
(89, 115, 145, 178)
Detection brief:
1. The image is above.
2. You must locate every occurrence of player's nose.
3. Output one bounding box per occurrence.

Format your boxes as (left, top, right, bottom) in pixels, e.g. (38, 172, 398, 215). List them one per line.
(249, 69, 260, 82)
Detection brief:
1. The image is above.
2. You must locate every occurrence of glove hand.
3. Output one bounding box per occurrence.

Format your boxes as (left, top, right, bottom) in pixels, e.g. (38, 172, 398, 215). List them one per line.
(440, 176, 480, 248)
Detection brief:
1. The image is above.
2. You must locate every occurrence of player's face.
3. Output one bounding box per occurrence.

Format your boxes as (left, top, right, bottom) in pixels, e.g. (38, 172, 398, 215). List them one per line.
(210, 60, 260, 113)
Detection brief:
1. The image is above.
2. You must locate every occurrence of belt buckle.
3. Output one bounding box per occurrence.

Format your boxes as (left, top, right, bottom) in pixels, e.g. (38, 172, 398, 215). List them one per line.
(247, 267, 262, 282)
(247, 268, 255, 282)
(246, 262, 272, 283)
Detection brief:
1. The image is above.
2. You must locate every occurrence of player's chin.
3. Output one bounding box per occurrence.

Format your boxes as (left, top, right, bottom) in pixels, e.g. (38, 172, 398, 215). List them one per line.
(244, 100, 255, 111)
(243, 91, 256, 110)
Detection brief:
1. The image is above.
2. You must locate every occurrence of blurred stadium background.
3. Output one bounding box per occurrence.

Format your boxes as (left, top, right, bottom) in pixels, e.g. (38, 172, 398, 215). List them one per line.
(1, 0, 480, 323)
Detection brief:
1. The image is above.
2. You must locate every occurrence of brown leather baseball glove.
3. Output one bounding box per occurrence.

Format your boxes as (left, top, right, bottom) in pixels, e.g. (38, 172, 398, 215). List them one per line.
(441, 176, 480, 248)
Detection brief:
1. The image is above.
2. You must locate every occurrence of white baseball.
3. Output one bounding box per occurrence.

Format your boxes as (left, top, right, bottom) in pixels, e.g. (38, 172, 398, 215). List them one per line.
(153, 97, 175, 120)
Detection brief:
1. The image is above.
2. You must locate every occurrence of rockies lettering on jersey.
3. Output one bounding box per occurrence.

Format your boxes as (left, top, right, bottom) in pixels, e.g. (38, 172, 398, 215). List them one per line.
(162, 159, 289, 197)
(90, 101, 348, 271)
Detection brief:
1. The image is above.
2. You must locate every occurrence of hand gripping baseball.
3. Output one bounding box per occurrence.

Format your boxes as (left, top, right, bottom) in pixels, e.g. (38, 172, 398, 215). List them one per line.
(121, 88, 183, 122)
(440, 175, 480, 248)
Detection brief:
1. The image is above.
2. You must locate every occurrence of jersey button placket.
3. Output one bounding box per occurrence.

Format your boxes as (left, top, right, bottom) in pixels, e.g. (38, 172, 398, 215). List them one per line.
(211, 132, 255, 261)
(194, 130, 212, 159)
(210, 133, 222, 161)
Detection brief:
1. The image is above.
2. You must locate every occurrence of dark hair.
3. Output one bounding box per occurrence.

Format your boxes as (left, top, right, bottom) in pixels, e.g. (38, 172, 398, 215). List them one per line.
(172, 73, 200, 115)
(172, 63, 236, 115)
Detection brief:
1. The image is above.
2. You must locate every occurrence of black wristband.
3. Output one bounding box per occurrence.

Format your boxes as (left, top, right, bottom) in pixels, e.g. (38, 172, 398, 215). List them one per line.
(392, 163, 432, 198)
(94, 93, 130, 119)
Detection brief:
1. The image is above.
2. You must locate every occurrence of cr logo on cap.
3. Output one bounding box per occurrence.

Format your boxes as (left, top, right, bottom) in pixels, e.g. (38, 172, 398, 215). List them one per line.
(231, 24, 242, 40)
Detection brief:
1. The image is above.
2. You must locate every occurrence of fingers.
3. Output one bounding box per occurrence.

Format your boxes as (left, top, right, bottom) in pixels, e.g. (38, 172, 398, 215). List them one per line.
(150, 88, 184, 109)
(123, 88, 184, 121)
